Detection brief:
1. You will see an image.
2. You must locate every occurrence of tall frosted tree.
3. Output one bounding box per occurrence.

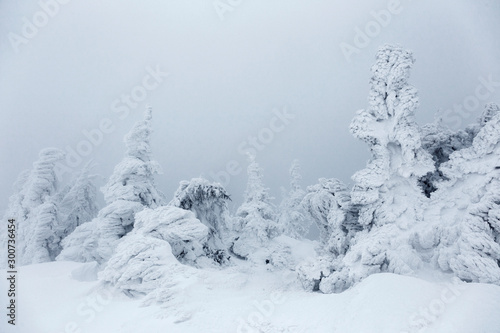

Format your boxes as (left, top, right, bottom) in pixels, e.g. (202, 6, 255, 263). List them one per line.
(314, 45, 434, 292)
(278, 160, 310, 239)
(1, 148, 66, 266)
(59, 107, 164, 263)
(231, 156, 280, 260)
(349, 45, 434, 228)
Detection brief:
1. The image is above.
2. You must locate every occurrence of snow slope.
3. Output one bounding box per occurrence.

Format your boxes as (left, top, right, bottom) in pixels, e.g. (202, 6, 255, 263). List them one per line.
(2, 261, 500, 333)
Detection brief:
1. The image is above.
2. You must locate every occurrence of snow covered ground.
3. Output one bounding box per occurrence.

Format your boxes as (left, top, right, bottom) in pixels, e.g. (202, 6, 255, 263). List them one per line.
(2, 260, 500, 333)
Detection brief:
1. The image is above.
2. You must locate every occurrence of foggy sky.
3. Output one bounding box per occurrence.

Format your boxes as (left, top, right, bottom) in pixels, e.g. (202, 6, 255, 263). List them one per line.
(1, 0, 500, 214)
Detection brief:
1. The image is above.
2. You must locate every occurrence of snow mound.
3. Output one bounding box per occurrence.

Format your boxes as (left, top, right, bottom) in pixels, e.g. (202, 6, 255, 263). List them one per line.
(100, 206, 209, 304)
(71, 261, 100, 282)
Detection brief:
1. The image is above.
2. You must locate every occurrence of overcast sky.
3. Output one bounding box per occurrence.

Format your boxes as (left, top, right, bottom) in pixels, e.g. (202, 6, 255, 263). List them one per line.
(1, 0, 500, 214)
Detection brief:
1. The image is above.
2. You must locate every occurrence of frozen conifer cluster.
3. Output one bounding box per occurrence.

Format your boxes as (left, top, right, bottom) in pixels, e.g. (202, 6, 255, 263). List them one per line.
(3, 45, 500, 302)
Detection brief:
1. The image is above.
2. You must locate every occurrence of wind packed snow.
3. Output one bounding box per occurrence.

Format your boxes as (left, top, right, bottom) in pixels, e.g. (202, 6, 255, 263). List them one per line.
(2, 261, 500, 333)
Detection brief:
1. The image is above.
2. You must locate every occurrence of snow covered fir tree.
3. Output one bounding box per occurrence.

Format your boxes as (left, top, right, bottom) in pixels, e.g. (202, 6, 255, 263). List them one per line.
(58, 107, 164, 263)
(2, 44, 500, 332)
(231, 155, 282, 261)
(278, 160, 310, 240)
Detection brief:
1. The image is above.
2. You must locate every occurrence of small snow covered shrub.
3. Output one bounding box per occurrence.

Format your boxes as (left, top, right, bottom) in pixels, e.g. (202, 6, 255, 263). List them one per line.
(298, 178, 360, 292)
(264, 235, 316, 270)
(302, 178, 359, 257)
(296, 256, 336, 292)
(170, 178, 232, 264)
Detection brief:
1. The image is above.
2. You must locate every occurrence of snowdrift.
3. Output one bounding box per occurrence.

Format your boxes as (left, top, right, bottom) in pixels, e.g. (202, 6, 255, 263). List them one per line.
(1, 261, 499, 333)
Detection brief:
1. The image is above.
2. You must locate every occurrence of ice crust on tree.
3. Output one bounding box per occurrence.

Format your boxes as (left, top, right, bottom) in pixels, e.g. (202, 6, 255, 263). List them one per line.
(422, 103, 500, 284)
(418, 121, 475, 197)
(58, 108, 163, 264)
(349, 45, 434, 227)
